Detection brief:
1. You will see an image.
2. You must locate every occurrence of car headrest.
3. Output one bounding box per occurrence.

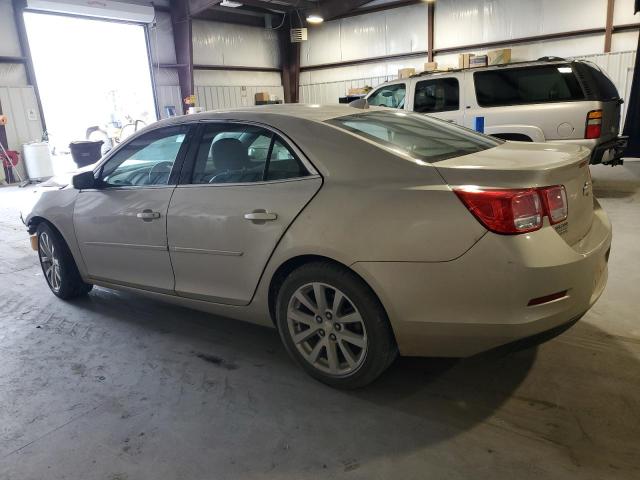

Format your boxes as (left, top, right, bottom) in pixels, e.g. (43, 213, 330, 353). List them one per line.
(211, 138, 249, 171)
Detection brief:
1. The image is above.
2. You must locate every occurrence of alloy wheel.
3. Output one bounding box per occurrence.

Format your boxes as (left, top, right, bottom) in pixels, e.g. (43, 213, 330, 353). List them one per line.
(287, 282, 368, 376)
(39, 232, 61, 293)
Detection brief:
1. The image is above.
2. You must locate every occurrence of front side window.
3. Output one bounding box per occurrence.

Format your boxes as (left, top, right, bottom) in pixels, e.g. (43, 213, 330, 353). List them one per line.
(368, 83, 406, 109)
(190, 124, 309, 184)
(474, 65, 585, 107)
(414, 78, 460, 113)
(101, 125, 188, 187)
(327, 111, 501, 163)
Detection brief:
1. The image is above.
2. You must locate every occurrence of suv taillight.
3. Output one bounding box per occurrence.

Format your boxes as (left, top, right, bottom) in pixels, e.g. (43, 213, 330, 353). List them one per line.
(454, 185, 568, 235)
(585, 110, 602, 139)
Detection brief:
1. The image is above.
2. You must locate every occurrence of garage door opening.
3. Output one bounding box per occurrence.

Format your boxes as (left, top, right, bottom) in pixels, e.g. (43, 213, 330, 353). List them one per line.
(24, 12, 157, 168)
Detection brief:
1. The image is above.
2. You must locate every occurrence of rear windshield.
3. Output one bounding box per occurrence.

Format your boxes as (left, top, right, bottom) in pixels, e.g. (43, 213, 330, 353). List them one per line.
(474, 64, 585, 107)
(326, 111, 501, 163)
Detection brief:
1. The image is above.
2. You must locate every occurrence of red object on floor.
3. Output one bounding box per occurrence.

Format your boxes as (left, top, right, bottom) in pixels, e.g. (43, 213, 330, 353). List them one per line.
(1, 149, 20, 168)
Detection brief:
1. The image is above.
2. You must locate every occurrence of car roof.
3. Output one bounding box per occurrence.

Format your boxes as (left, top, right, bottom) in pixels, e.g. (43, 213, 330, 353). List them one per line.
(162, 104, 363, 126)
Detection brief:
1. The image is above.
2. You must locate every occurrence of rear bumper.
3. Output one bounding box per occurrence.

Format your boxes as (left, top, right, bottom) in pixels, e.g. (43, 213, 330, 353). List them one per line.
(352, 203, 612, 357)
(590, 136, 628, 165)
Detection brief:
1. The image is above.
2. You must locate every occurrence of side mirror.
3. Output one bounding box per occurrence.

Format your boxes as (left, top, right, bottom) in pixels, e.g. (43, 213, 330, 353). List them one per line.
(72, 171, 97, 190)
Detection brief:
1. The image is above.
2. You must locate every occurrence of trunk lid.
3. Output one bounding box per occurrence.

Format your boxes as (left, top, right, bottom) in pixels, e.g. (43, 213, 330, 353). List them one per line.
(435, 141, 594, 246)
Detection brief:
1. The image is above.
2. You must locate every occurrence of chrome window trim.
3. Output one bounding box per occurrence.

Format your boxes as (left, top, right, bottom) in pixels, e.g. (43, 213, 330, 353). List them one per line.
(174, 174, 321, 189)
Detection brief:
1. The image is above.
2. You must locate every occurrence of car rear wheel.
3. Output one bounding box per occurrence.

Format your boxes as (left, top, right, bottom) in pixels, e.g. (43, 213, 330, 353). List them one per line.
(276, 261, 397, 388)
(37, 223, 93, 300)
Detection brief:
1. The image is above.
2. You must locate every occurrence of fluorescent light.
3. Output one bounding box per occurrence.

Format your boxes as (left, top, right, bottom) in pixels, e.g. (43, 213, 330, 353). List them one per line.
(306, 14, 324, 24)
(558, 67, 572, 73)
(220, 0, 243, 7)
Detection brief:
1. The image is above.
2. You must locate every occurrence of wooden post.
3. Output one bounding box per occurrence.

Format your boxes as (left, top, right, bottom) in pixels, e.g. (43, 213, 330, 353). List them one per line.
(604, 0, 615, 53)
(170, 0, 194, 111)
(428, 1, 435, 62)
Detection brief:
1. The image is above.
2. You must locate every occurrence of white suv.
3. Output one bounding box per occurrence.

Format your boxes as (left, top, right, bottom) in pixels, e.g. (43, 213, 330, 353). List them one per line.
(366, 59, 628, 165)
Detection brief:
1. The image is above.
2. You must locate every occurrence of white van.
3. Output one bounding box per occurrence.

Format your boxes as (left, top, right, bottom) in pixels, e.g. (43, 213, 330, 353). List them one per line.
(365, 59, 628, 165)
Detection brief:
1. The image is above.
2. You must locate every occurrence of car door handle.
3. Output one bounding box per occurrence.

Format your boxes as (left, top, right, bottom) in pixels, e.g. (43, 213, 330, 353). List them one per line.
(244, 211, 278, 222)
(136, 210, 161, 221)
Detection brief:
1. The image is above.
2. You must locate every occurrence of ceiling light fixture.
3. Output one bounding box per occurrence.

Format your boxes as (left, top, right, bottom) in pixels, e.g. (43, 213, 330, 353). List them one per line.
(306, 14, 324, 24)
(220, 0, 243, 7)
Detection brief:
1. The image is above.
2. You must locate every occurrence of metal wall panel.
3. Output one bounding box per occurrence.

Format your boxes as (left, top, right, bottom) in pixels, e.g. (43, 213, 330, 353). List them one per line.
(0, 86, 44, 178)
(299, 75, 393, 105)
(611, 30, 640, 52)
(156, 85, 182, 118)
(301, 3, 428, 67)
(192, 20, 280, 68)
(0, 64, 28, 86)
(149, 11, 177, 66)
(613, 0, 639, 25)
(195, 70, 283, 110)
(434, 34, 607, 68)
(0, 0, 23, 57)
(435, 0, 607, 50)
(196, 85, 285, 110)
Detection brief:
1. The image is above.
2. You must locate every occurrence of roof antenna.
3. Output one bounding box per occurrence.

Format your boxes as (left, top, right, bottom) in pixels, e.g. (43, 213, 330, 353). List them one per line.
(349, 98, 369, 109)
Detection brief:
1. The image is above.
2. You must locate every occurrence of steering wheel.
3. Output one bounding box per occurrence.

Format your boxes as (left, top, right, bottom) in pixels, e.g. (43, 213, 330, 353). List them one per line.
(147, 161, 174, 185)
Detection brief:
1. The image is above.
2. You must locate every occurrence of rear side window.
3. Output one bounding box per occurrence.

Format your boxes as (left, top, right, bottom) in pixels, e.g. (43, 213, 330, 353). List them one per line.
(326, 111, 501, 163)
(414, 78, 460, 113)
(190, 124, 308, 184)
(368, 83, 406, 109)
(474, 65, 585, 107)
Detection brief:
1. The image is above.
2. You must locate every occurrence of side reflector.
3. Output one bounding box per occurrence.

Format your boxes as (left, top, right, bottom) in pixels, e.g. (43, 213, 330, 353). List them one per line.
(528, 290, 568, 306)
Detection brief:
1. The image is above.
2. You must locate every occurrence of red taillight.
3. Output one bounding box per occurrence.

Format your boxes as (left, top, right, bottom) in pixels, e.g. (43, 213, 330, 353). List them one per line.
(540, 185, 568, 224)
(454, 185, 568, 235)
(585, 110, 602, 139)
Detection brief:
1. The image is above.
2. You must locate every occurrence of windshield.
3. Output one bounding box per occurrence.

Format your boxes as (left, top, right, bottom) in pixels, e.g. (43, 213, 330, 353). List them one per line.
(326, 111, 501, 163)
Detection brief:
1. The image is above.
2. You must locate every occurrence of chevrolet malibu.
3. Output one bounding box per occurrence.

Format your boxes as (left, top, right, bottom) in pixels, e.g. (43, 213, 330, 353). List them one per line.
(21, 105, 611, 388)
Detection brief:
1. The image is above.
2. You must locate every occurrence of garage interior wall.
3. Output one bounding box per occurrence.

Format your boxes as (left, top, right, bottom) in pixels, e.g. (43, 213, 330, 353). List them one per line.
(192, 20, 284, 110)
(0, 0, 43, 174)
(300, 0, 639, 105)
(148, 8, 182, 118)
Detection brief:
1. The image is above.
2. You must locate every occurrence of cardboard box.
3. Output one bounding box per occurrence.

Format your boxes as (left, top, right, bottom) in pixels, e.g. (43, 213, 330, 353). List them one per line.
(255, 92, 270, 102)
(488, 48, 512, 65)
(470, 54, 488, 68)
(348, 87, 369, 95)
(424, 62, 438, 72)
(458, 53, 474, 69)
(398, 68, 416, 79)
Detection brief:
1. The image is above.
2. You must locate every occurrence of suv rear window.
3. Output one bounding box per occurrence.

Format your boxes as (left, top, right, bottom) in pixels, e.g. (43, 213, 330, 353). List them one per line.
(326, 111, 501, 163)
(474, 65, 585, 107)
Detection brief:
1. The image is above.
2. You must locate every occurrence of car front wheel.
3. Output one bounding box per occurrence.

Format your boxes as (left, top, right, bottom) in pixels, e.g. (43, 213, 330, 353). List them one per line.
(276, 261, 397, 388)
(37, 223, 93, 299)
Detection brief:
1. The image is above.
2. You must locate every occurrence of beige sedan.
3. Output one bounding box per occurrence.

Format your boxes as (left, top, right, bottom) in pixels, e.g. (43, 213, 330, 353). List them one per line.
(21, 105, 611, 388)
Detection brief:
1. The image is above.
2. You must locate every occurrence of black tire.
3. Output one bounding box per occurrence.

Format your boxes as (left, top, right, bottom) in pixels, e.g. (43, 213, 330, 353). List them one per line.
(37, 223, 93, 300)
(276, 261, 397, 389)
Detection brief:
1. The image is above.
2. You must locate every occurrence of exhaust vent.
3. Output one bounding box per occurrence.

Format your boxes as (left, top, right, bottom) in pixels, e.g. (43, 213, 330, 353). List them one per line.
(290, 27, 308, 43)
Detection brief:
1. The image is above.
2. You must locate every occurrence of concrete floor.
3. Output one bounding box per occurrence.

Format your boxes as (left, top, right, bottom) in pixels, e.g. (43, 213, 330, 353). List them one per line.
(0, 163, 639, 480)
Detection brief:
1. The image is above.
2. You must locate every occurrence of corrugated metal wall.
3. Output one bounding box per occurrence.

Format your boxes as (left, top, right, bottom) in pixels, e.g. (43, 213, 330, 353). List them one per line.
(0, 86, 44, 179)
(194, 70, 284, 110)
(192, 20, 284, 109)
(299, 0, 639, 105)
(192, 20, 280, 68)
